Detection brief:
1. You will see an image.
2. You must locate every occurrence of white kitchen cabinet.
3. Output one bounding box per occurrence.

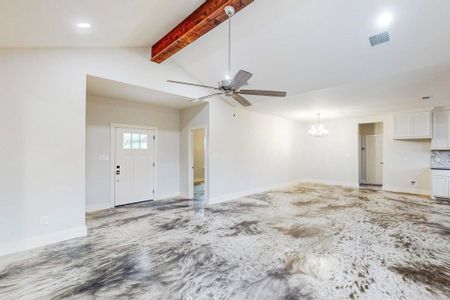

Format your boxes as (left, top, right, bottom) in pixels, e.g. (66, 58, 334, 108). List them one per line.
(431, 110, 450, 149)
(394, 113, 411, 138)
(394, 111, 432, 139)
(432, 170, 450, 199)
(412, 112, 432, 137)
(432, 176, 449, 198)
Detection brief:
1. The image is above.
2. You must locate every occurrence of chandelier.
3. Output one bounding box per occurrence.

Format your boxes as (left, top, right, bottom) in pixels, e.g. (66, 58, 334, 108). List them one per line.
(308, 113, 329, 137)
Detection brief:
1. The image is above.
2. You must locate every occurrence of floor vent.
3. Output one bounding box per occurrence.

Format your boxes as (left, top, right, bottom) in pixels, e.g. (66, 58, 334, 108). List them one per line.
(369, 32, 390, 46)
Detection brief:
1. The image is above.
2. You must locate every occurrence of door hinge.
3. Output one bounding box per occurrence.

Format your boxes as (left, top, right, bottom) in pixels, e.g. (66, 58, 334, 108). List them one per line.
(153, 189, 155, 194)
(153, 135, 156, 140)
(153, 162, 155, 167)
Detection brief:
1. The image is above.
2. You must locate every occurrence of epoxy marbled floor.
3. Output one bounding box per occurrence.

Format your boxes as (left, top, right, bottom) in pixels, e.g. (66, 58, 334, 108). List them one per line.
(0, 183, 449, 299)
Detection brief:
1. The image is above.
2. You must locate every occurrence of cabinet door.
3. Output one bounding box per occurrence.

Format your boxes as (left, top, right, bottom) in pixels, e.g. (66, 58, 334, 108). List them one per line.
(411, 111, 431, 138)
(394, 113, 411, 138)
(432, 110, 449, 149)
(432, 176, 449, 198)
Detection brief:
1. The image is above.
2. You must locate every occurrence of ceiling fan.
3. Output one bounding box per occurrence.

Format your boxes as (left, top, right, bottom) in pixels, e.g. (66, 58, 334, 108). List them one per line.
(167, 6, 287, 107)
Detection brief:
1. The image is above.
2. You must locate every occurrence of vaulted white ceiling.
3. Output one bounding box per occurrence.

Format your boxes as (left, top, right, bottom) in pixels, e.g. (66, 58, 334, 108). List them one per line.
(249, 64, 450, 120)
(1, 0, 450, 119)
(0, 0, 203, 47)
(171, 0, 450, 119)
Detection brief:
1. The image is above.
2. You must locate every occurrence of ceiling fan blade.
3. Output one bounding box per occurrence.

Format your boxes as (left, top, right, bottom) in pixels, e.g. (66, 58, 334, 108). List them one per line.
(167, 80, 220, 91)
(230, 70, 253, 90)
(193, 92, 225, 102)
(239, 89, 287, 97)
(232, 94, 252, 107)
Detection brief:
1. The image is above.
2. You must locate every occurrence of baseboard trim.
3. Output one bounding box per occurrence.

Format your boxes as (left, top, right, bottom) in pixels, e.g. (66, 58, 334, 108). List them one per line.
(86, 202, 112, 212)
(382, 186, 430, 196)
(0, 226, 87, 257)
(155, 193, 180, 201)
(208, 179, 304, 205)
(207, 178, 431, 201)
(299, 179, 430, 196)
(298, 179, 359, 189)
(87, 193, 182, 212)
(179, 193, 190, 199)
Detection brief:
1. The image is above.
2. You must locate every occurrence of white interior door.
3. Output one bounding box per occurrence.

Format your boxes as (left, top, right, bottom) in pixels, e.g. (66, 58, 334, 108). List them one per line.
(115, 127, 155, 206)
(360, 135, 367, 183)
(366, 135, 383, 185)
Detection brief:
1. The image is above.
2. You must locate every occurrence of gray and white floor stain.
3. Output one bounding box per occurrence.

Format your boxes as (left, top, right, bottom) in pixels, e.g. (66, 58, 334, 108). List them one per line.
(0, 183, 449, 299)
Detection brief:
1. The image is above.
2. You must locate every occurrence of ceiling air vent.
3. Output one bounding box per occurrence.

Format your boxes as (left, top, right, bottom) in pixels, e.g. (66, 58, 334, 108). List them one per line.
(369, 31, 390, 46)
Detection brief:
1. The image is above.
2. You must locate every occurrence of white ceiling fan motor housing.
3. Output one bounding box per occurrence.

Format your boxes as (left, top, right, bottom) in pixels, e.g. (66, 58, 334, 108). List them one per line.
(224, 6, 235, 17)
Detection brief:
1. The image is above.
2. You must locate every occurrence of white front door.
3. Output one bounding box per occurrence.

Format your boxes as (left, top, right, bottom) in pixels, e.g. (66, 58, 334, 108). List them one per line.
(115, 127, 155, 206)
(366, 135, 383, 185)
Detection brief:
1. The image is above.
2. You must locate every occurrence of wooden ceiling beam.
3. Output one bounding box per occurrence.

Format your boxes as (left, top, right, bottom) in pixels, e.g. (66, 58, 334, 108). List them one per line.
(150, 0, 254, 64)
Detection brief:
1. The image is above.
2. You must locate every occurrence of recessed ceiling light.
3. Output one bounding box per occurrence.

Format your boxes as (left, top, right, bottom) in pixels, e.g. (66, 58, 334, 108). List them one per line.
(376, 12, 393, 29)
(77, 23, 91, 29)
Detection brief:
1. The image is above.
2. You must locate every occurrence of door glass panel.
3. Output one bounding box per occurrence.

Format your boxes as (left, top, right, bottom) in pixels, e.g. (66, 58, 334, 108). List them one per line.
(123, 133, 131, 149)
(131, 133, 140, 149)
(122, 132, 150, 150)
(140, 134, 148, 149)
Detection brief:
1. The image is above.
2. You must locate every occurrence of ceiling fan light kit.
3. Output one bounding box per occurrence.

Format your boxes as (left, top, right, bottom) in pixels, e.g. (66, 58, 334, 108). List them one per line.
(167, 5, 287, 107)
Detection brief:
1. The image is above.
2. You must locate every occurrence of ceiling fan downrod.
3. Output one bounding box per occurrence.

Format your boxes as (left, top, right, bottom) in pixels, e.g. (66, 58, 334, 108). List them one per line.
(224, 6, 235, 79)
(166, 5, 287, 107)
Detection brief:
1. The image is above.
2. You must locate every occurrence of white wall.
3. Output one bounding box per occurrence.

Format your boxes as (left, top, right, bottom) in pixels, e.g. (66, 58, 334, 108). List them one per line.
(0, 46, 435, 256)
(208, 99, 304, 203)
(301, 114, 431, 194)
(86, 96, 181, 211)
(0, 48, 199, 256)
(180, 104, 209, 198)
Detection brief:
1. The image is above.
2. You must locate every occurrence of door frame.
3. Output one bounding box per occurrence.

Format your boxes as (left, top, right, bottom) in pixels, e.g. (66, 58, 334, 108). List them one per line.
(110, 123, 158, 207)
(188, 125, 209, 201)
(358, 121, 384, 187)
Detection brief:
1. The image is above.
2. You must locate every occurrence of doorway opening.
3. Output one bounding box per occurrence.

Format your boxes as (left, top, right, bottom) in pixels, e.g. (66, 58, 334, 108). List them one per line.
(190, 128, 207, 201)
(358, 122, 384, 189)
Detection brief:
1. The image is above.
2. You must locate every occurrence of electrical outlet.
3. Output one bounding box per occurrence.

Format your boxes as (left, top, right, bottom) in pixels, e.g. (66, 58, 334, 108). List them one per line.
(410, 180, 417, 187)
(40, 216, 49, 225)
